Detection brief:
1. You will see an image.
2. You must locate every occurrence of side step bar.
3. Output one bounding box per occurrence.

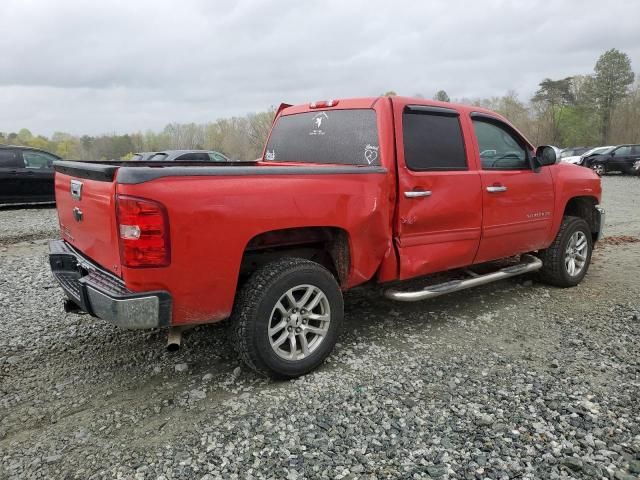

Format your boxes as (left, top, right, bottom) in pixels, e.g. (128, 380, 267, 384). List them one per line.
(384, 254, 543, 302)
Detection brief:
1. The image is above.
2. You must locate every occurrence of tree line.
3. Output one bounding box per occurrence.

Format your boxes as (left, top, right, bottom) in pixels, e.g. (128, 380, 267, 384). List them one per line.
(1, 49, 637, 161)
(0, 110, 275, 161)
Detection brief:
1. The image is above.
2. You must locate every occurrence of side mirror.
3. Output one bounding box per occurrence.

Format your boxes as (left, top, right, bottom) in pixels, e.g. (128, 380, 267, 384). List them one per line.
(535, 145, 558, 167)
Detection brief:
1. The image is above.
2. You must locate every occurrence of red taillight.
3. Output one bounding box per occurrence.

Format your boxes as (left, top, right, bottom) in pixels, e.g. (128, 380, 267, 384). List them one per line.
(309, 99, 338, 108)
(116, 195, 170, 268)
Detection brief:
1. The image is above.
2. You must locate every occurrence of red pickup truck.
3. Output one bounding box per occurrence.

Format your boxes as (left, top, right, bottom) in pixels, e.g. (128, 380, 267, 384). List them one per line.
(49, 97, 604, 378)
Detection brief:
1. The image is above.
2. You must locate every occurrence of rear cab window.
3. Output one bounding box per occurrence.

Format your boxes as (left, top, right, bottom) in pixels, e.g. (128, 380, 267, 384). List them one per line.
(264, 109, 380, 166)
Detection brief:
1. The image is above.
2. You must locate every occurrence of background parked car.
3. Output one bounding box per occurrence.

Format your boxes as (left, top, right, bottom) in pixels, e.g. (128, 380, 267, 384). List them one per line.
(588, 144, 640, 176)
(579, 146, 614, 166)
(558, 147, 590, 165)
(144, 150, 232, 162)
(130, 152, 158, 161)
(0, 145, 61, 205)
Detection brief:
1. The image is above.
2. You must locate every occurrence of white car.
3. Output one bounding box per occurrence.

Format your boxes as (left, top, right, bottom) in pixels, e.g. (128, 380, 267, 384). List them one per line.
(559, 147, 590, 165)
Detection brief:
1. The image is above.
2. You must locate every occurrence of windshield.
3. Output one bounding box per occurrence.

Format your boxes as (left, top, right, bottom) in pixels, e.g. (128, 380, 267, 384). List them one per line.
(264, 109, 380, 166)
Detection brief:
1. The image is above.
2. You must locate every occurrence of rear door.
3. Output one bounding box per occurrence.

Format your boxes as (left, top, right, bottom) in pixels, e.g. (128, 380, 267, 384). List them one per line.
(0, 149, 25, 203)
(470, 114, 555, 263)
(394, 103, 482, 279)
(22, 150, 57, 201)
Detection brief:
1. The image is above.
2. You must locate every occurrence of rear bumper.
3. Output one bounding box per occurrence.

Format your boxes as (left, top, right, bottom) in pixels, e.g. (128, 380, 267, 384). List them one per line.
(49, 240, 171, 329)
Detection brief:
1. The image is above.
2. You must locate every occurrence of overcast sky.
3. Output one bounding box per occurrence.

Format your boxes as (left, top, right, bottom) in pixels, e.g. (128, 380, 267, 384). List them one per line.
(1, 0, 639, 136)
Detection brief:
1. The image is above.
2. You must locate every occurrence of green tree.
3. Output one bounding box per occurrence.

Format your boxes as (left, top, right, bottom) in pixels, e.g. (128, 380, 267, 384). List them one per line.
(433, 90, 450, 102)
(247, 108, 275, 158)
(590, 48, 635, 143)
(18, 128, 33, 144)
(531, 77, 574, 144)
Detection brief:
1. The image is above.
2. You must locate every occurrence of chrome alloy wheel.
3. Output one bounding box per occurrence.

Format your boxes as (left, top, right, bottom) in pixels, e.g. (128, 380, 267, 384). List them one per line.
(592, 163, 605, 176)
(268, 284, 331, 361)
(565, 231, 588, 276)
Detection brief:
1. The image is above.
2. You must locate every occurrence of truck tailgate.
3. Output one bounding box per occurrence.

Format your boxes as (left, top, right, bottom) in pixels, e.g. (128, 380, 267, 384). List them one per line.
(55, 170, 121, 276)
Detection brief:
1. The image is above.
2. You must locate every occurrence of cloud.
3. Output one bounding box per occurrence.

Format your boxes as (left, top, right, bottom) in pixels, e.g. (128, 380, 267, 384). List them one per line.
(1, 0, 638, 135)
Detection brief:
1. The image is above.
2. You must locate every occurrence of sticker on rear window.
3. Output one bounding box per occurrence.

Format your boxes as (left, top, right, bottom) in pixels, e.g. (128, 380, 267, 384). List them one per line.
(310, 112, 328, 136)
(364, 144, 379, 165)
(265, 149, 276, 161)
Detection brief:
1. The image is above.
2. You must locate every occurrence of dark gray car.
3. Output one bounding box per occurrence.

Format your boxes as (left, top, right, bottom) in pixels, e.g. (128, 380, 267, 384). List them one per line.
(132, 150, 231, 162)
(0, 145, 61, 204)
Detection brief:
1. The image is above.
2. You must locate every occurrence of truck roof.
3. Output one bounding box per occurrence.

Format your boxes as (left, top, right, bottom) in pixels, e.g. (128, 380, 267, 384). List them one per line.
(279, 96, 533, 150)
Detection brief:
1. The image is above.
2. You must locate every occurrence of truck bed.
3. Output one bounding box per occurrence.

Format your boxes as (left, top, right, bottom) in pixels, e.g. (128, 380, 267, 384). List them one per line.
(52, 159, 391, 325)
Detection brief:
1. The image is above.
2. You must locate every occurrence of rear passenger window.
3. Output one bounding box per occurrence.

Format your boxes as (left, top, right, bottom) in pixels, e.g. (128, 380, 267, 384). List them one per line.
(402, 108, 467, 171)
(0, 150, 24, 168)
(23, 151, 56, 169)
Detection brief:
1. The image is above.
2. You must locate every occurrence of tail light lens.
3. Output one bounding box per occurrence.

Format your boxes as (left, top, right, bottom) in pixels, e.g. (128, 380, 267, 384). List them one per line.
(116, 195, 170, 267)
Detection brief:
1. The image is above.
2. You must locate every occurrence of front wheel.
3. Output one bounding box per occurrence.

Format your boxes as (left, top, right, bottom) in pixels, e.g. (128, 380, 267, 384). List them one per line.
(537, 216, 593, 287)
(591, 163, 605, 176)
(229, 257, 343, 379)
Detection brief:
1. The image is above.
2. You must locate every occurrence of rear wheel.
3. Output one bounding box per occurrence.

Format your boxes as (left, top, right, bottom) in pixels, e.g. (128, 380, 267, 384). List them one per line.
(538, 216, 592, 287)
(229, 257, 343, 379)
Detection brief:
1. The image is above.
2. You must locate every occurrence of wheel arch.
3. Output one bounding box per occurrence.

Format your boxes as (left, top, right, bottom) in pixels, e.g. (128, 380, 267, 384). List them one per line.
(239, 226, 352, 288)
(563, 196, 601, 241)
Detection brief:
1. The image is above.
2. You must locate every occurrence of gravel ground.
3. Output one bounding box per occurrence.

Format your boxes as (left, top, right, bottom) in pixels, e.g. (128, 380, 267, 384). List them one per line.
(0, 206, 58, 246)
(1, 176, 639, 479)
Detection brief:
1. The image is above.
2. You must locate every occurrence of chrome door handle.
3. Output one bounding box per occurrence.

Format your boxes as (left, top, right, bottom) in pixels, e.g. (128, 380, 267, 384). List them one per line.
(486, 185, 507, 193)
(404, 190, 432, 198)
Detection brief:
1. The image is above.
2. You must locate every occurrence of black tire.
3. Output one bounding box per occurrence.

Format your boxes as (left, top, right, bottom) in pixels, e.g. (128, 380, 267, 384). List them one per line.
(229, 257, 343, 379)
(537, 216, 593, 288)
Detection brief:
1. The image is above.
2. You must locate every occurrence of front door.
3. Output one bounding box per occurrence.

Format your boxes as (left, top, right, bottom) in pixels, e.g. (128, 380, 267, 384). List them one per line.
(470, 115, 555, 263)
(395, 104, 482, 279)
(609, 145, 640, 173)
